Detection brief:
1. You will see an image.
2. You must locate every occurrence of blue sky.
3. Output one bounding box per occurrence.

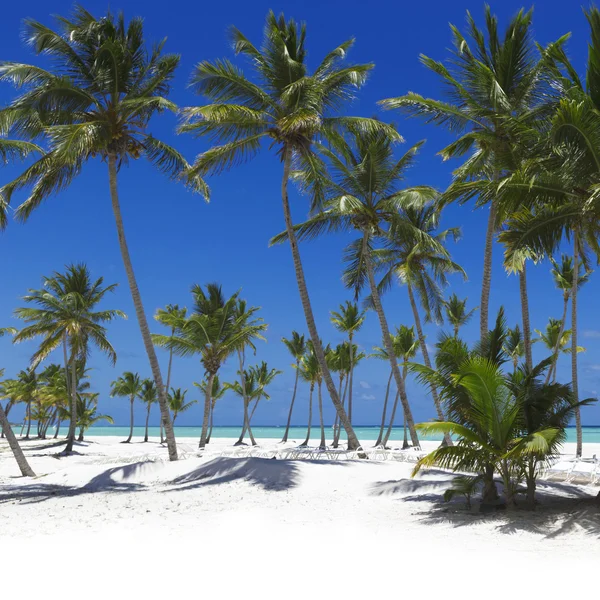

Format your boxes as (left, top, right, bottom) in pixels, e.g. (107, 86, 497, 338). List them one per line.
(2, 0, 600, 429)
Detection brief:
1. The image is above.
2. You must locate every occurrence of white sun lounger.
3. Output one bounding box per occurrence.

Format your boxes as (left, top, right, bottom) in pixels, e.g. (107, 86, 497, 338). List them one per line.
(545, 458, 577, 481)
(567, 459, 598, 484)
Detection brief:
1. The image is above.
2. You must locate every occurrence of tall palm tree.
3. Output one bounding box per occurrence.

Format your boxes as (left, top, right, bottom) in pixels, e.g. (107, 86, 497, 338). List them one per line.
(0, 366, 35, 477)
(140, 379, 158, 442)
(0, 8, 209, 462)
(534, 319, 584, 383)
(180, 12, 394, 451)
(167, 388, 196, 426)
(298, 344, 320, 447)
(444, 294, 477, 337)
(380, 7, 556, 340)
(370, 344, 395, 447)
(14, 265, 123, 453)
(376, 205, 464, 446)
(195, 375, 226, 444)
(110, 372, 143, 443)
(327, 342, 350, 448)
(330, 302, 365, 425)
(154, 304, 187, 443)
(381, 326, 419, 448)
(272, 128, 437, 447)
(152, 284, 266, 449)
(280, 331, 306, 443)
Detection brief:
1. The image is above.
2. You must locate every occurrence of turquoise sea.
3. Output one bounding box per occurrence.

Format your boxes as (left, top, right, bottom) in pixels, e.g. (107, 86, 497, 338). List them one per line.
(83, 425, 600, 443)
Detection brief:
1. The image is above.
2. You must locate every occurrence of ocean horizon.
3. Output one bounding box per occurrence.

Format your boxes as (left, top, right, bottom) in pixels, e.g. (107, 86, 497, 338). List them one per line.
(78, 425, 600, 444)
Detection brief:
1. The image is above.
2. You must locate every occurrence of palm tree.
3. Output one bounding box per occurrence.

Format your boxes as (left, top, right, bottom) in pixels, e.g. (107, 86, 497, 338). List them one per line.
(503, 326, 525, 371)
(154, 304, 187, 443)
(376, 205, 464, 446)
(444, 294, 477, 337)
(280, 332, 306, 443)
(140, 379, 158, 442)
(180, 12, 394, 451)
(195, 375, 226, 444)
(371, 344, 395, 447)
(11, 370, 37, 440)
(272, 128, 437, 448)
(380, 7, 555, 340)
(13, 264, 123, 452)
(77, 393, 113, 441)
(110, 372, 143, 443)
(381, 326, 419, 448)
(298, 344, 320, 447)
(153, 284, 266, 449)
(0, 8, 209, 462)
(167, 388, 196, 426)
(327, 343, 350, 448)
(534, 319, 584, 383)
(330, 302, 366, 426)
(0, 368, 35, 477)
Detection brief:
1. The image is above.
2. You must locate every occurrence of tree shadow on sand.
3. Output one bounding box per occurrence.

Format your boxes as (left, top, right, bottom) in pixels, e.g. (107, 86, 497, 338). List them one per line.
(165, 456, 351, 493)
(371, 472, 600, 538)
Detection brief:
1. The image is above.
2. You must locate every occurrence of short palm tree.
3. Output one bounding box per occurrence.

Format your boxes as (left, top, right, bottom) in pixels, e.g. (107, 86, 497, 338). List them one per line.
(140, 379, 158, 442)
(110, 372, 143, 443)
(0, 8, 209, 462)
(297, 343, 321, 447)
(154, 304, 187, 443)
(330, 302, 365, 426)
(280, 331, 306, 443)
(180, 12, 394, 451)
(152, 284, 266, 449)
(444, 294, 477, 337)
(273, 127, 437, 447)
(167, 388, 196, 426)
(534, 319, 584, 383)
(380, 6, 556, 340)
(76, 393, 113, 441)
(503, 326, 525, 371)
(0, 368, 35, 477)
(10, 370, 38, 440)
(14, 265, 123, 452)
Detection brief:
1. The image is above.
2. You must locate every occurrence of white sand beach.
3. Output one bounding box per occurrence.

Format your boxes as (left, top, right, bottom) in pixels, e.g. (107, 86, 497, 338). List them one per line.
(1, 436, 599, 597)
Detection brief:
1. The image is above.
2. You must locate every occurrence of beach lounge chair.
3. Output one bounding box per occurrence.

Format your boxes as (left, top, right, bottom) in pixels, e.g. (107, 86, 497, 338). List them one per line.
(545, 458, 577, 481)
(568, 459, 598, 484)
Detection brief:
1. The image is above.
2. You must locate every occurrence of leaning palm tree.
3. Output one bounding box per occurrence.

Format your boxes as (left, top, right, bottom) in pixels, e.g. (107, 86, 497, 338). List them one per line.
(444, 294, 477, 337)
(180, 12, 395, 450)
(140, 379, 158, 442)
(111, 372, 143, 443)
(14, 265, 123, 453)
(380, 7, 558, 340)
(272, 128, 437, 447)
(330, 302, 365, 425)
(375, 205, 464, 446)
(167, 388, 196, 426)
(154, 304, 187, 443)
(280, 331, 306, 443)
(0, 8, 209, 461)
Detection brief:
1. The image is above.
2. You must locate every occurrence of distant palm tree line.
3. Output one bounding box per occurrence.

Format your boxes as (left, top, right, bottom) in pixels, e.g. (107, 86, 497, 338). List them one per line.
(0, 5, 598, 482)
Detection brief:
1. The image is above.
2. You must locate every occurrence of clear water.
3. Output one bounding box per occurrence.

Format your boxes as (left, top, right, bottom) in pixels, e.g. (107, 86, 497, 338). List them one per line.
(83, 425, 600, 443)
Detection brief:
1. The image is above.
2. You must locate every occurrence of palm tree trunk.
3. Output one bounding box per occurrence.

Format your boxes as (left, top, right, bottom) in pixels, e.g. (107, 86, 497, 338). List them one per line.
(382, 391, 401, 447)
(519, 265, 533, 370)
(480, 202, 497, 340)
(546, 293, 570, 385)
(199, 372, 215, 449)
(235, 351, 252, 446)
(280, 146, 360, 450)
(332, 374, 349, 448)
(247, 400, 257, 446)
(78, 426, 84, 442)
(402, 409, 409, 449)
(0, 402, 35, 477)
(301, 385, 314, 447)
(207, 405, 214, 444)
(144, 405, 151, 442)
(407, 284, 451, 446)
(363, 235, 419, 447)
(54, 418, 61, 439)
(124, 397, 134, 443)
(348, 334, 354, 425)
(161, 329, 175, 445)
(375, 370, 393, 446)
(24, 400, 32, 440)
(572, 232, 582, 457)
(108, 154, 177, 461)
(281, 361, 300, 443)
(317, 381, 326, 449)
(1, 401, 12, 439)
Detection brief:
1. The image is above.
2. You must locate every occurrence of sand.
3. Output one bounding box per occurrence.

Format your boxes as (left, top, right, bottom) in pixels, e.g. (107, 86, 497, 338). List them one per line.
(1, 436, 599, 597)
